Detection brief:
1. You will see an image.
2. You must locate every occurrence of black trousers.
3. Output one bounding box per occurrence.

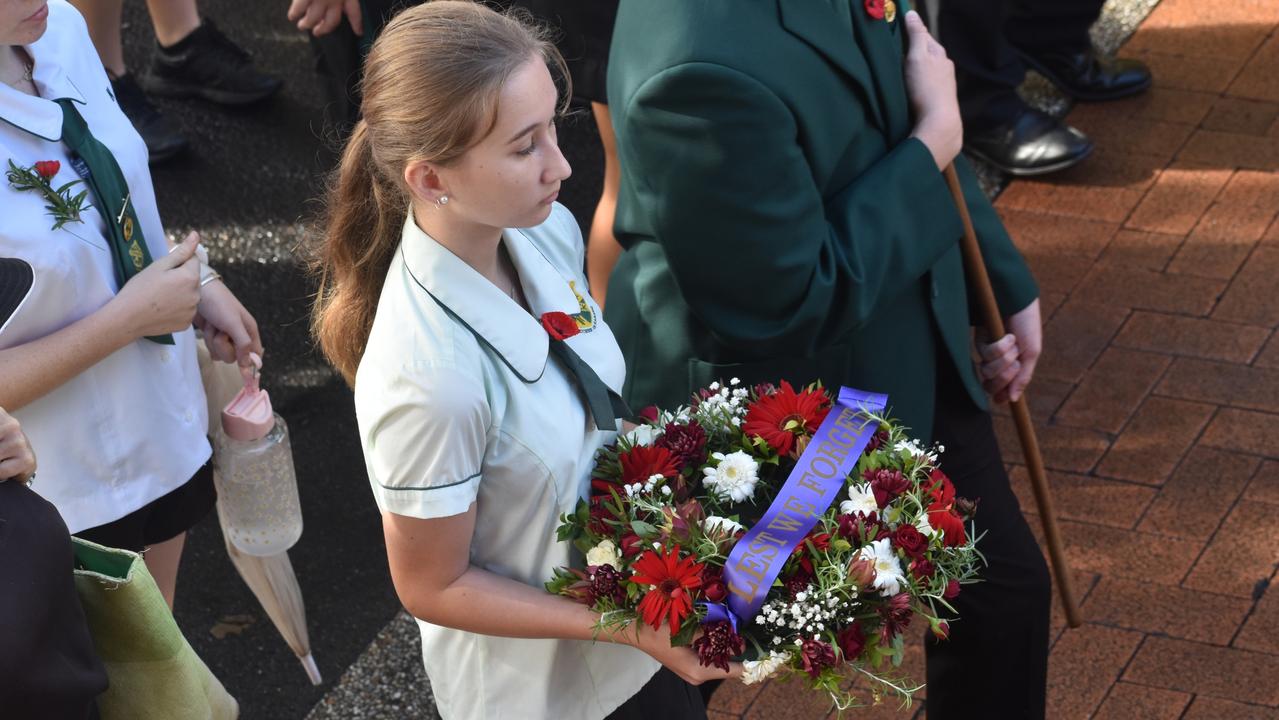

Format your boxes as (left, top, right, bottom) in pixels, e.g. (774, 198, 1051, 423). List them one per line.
(924, 364, 1051, 719)
(0, 482, 108, 719)
(606, 667, 706, 720)
(933, 0, 1106, 129)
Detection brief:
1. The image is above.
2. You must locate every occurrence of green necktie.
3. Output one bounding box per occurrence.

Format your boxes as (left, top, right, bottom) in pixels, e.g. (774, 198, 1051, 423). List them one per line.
(57, 99, 173, 345)
(547, 339, 633, 432)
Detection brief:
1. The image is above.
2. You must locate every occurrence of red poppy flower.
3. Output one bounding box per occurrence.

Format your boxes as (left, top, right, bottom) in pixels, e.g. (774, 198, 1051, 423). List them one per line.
(742, 381, 831, 457)
(631, 545, 705, 634)
(33, 160, 60, 179)
(619, 444, 679, 486)
(540, 311, 579, 341)
(864, 0, 886, 20)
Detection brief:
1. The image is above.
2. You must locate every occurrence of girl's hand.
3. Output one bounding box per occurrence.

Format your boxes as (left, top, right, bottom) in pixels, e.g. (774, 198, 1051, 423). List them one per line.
(0, 408, 37, 483)
(287, 0, 363, 36)
(195, 278, 263, 366)
(625, 621, 744, 685)
(110, 231, 201, 339)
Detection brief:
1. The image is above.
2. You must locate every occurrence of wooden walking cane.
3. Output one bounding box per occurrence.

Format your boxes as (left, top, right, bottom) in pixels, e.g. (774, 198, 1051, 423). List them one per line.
(941, 165, 1083, 628)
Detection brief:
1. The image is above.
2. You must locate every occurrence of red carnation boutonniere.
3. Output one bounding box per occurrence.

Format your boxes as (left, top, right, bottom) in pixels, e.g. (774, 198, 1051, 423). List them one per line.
(540, 311, 580, 341)
(864, 0, 886, 21)
(6, 158, 89, 231)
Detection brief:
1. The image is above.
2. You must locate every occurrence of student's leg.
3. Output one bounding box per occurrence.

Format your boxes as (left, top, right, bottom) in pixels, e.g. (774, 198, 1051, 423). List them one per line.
(67, 0, 126, 76)
(144, 0, 201, 48)
(144, 531, 187, 611)
(586, 101, 623, 310)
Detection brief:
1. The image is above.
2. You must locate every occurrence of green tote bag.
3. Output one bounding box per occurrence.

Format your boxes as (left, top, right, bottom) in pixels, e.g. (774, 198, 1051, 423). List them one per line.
(72, 537, 239, 720)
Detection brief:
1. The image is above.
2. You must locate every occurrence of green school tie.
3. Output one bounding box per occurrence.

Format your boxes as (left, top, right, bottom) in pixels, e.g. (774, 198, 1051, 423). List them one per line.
(547, 338, 633, 432)
(57, 99, 173, 345)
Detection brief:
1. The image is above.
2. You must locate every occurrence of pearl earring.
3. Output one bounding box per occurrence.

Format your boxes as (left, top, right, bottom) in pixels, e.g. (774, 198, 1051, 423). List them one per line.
(436, 195, 449, 207)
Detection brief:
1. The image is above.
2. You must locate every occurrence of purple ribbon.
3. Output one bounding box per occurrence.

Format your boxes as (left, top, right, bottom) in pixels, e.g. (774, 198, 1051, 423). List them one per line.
(709, 386, 888, 624)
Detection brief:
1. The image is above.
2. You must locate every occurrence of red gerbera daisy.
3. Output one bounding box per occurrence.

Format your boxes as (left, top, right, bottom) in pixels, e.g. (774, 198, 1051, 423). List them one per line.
(742, 381, 831, 457)
(926, 469, 968, 547)
(631, 545, 705, 634)
(619, 445, 679, 486)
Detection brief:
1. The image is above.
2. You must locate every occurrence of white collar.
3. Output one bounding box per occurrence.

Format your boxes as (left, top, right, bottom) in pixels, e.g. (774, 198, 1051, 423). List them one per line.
(0, 35, 88, 142)
(399, 214, 585, 382)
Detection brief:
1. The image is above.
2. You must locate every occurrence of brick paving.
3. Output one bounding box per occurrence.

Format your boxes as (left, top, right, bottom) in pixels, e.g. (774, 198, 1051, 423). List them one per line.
(707, 0, 1279, 716)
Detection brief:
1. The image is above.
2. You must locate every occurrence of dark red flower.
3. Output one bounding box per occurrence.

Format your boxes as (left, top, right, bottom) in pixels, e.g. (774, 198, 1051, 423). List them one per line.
(837, 622, 867, 662)
(692, 620, 745, 672)
(932, 619, 951, 640)
(892, 525, 928, 560)
(701, 565, 729, 603)
(863, 426, 890, 454)
(836, 511, 880, 543)
(587, 496, 619, 535)
(944, 579, 961, 599)
(540, 311, 580, 341)
(865, 468, 910, 507)
(638, 405, 659, 423)
(619, 533, 645, 558)
(879, 592, 913, 645)
(799, 638, 838, 678)
(33, 160, 60, 179)
(909, 557, 936, 581)
(631, 545, 704, 635)
(619, 444, 679, 486)
(655, 421, 708, 470)
(864, 0, 885, 20)
(792, 531, 832, 576)
(586, 563, 627, 606)
(784, 568, 814, 599)
(742, 380, 831, 457)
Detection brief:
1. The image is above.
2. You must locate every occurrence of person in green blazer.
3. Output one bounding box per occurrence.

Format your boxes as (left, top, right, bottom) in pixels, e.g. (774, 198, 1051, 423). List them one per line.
(606, 1, 1050, 717)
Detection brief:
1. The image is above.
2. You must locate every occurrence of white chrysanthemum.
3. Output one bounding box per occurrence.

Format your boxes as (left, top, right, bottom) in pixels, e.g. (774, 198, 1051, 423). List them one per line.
(585, 539, 620, 569)
(859, 538, 905, 596)
(702, 451, 760, 502)
(702, 515, 745, 538)
(742, 651, 790, 685)
(839, 482, 878, 516)
(624, 424, 660, 447)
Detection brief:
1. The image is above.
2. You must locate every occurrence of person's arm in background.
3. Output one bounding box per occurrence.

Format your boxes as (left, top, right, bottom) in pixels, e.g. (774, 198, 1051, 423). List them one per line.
(614, 13, 965, 358)
(287, 0, 363, 37)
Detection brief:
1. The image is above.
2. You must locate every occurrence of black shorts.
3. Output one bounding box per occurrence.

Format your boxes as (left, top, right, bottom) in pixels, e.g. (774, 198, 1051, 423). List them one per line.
(74, 462, 215, 552)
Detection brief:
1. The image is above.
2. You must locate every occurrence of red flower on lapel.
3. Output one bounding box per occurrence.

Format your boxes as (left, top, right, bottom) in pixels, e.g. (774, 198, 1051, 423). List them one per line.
(540, 311, 580, 341)
(864, 0, 886, 20)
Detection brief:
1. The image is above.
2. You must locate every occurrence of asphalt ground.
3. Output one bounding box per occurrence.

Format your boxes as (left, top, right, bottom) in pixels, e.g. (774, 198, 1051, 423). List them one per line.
(117, 3, 604, 718)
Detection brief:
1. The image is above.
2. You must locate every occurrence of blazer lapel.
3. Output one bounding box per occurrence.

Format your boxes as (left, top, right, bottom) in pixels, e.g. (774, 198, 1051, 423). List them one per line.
(849, 0, 913, 142)
(778, 0, 885, 135)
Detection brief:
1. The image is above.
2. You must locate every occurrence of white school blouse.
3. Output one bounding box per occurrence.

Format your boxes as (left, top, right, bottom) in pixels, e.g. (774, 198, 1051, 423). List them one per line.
(354, 204, 660, 720)
(0, 0, 210, 532)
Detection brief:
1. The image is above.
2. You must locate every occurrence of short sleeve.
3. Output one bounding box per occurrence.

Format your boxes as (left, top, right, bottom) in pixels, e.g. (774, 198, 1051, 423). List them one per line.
(356, 364, 491, 519)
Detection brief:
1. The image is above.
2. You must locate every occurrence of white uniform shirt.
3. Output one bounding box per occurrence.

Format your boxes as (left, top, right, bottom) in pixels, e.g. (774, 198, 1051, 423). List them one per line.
(355, 205, 660, 720)
(0, 0, 210, 532)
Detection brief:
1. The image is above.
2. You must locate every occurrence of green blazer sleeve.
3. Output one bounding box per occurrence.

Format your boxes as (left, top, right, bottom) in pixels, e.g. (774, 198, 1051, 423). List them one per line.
(953, 157, 1040, 319)
(618, 61, 966, 359)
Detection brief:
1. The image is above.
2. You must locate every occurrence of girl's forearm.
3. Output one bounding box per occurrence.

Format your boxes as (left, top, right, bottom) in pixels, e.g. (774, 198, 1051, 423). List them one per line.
(397, 563, 640, 646)
(0, 302, 136, 410)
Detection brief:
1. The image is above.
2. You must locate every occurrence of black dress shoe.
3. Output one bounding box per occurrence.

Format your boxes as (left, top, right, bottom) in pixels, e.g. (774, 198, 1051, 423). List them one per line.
(139, 20, 283, 106)
(110, 73, 189, 165)
(1017, 48, 1153, 102)
(964, 107, 1094, 177)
